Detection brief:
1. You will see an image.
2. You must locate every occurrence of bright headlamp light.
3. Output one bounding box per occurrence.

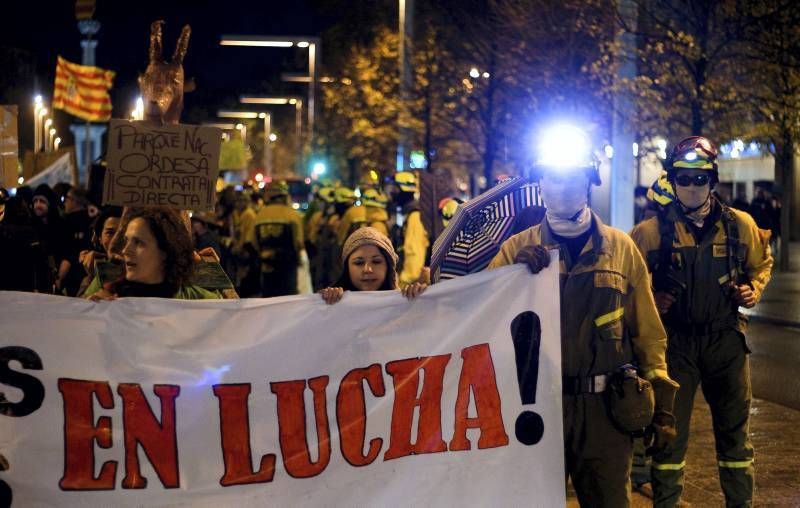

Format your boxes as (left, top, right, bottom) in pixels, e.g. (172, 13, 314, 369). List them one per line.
(536, 124, 594, 170)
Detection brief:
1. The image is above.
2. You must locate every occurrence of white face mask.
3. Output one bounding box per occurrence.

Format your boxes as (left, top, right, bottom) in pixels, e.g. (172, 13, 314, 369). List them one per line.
(540, 173, 590, 219)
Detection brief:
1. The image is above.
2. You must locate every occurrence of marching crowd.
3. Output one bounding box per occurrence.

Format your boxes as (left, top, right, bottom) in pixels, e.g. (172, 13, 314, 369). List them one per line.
(1, 133, 774, 507)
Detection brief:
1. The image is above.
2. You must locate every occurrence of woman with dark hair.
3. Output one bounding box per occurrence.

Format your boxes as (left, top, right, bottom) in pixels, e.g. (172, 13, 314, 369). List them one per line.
(319, 227, 426, 304)
(84, 207, 221, 300)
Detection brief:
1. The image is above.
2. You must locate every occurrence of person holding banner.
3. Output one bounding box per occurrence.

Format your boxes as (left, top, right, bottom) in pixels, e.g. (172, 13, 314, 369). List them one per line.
(319, 227, 427, 304)
(488, 125, 677, 507)
(84, 207, 221, 300)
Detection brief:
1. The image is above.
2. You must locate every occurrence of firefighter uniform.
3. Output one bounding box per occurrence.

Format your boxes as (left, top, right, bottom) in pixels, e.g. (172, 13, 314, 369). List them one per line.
(490, 212, 671, 507)
(336, 204, 367, 246)
(631, 202, 772, 507)
(398, 203, 429, 287)
(362, 188, 390, 237)
(251, 195, 305, 297)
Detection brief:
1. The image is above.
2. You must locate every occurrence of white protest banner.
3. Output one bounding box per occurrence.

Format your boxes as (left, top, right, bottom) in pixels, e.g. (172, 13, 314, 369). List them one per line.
(24, 151, 76, 188)
(0, 264, 563, 507)
(103, 119, 221, 210)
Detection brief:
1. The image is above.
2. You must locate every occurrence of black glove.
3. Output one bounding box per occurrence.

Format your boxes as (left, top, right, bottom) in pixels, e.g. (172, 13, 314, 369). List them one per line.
(514, 245, 550, 274)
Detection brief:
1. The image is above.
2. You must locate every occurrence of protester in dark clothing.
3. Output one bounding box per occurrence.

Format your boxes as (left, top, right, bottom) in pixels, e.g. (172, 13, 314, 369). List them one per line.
(15, 186, 33, 208)
(731, 191, 749, 213)
(191, 212, 223, 259)
(62, 187, 94, 295)
(0, 197, 53, 292)
(749, 189, 773, 230)
(30, 184, 70, 293)
(76, 206, 123, 296)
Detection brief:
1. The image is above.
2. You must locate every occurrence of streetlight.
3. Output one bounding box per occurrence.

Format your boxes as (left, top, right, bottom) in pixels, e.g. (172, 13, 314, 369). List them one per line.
(49, 128, 56, 152)
(235, 123, 247, 145)
(33, 96, 43, 154)
(44, 118, 53, 152)
(220, 35, 319, 147)
(37, 108, 48, 152)
(130, 96, 144, 121)
(54, 137, 62, 151)
(218, 110, 273, 177)
(258, 112, 272, 178)
(240, 96, 303, 148)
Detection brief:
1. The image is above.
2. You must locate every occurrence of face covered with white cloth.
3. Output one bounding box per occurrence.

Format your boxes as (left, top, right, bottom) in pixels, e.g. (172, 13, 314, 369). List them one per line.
(539, 169, 592, 238)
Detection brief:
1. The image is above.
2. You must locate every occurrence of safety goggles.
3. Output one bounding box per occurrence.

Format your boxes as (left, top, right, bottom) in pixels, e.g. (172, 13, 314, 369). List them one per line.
(674, 173, 710, 187)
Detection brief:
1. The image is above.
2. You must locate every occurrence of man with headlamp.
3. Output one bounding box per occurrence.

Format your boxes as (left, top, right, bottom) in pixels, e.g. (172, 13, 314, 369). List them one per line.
(489, 124, 676, 506)
(630, 136, 773, 507)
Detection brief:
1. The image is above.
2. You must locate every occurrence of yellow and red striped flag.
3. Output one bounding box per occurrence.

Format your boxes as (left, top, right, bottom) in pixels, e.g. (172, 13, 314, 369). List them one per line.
(53, 56, 115, 122)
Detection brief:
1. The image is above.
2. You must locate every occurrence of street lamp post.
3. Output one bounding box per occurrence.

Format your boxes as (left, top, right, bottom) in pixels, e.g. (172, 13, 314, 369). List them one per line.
(220, 36, 320, 149)
(259, 112, 272, 178)
(218, 109, 275, 178)
(239, 96, 304, 174)
(37, 108, 48, 153)
(54, 137, 62, 151)
(33, 96, 43, 154)
(48, 128, 56, 152)
(43, 118, 52, 152)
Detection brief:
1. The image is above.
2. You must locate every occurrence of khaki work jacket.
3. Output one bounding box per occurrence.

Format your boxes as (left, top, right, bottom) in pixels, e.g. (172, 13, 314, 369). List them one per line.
(489, 212, 669, 381)
(630, 202, 772, 330)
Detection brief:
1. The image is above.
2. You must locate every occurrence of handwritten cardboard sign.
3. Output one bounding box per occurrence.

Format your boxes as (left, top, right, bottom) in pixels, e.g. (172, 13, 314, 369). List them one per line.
(103, 120, 221, 210)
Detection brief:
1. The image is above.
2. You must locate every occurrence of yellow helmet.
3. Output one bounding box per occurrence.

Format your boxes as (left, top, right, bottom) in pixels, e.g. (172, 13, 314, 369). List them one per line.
(393, 171, 418, 193)
(438, 197, 462, 227)
(646, 172, 676, 206)
(265, 181, 290, 200)
(334, 186, 356, 204)
(362, 188, 388, 208)
(318, 186, 335, 204)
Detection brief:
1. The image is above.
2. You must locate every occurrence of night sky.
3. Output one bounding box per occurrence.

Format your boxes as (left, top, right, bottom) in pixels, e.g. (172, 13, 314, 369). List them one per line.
(2, 0, 345, 149)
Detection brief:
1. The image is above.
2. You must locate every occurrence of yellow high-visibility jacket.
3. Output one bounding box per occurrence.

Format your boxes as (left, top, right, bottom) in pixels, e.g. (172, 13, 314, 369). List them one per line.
(399, 210, 430, 287)
(336, 205, 367, 246)
(365, 206, 389, 237)
(252, 203, 305, 254)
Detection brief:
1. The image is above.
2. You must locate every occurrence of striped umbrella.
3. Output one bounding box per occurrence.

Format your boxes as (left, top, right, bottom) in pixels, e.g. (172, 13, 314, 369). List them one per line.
(431, 177, 541, 281)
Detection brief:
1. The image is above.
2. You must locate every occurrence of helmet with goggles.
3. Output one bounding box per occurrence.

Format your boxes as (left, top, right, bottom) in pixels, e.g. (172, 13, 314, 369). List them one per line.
(362, 188, 389, 208)
(393, 171, 418, 193)
(666, 136, 718, 185)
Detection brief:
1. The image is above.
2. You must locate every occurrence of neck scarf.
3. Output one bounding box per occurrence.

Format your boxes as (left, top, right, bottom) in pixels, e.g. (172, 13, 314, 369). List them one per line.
(545, 206, 592, 238)
(680, 197, 712, 228)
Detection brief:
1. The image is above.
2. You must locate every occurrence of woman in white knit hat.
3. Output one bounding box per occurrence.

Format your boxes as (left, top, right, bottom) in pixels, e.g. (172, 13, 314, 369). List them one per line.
(319, 226, 427, 304)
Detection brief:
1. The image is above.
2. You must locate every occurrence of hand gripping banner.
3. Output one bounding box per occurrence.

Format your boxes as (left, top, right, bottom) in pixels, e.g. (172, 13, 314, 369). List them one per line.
(0, 263, 563, 507)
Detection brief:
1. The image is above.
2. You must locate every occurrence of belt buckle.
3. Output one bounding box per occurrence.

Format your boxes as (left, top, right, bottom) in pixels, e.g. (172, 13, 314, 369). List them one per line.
(591, 374, 607, 393)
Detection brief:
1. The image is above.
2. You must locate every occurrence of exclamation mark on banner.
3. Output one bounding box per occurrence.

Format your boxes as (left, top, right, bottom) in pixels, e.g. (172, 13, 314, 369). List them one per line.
(511, 311, 545, 445)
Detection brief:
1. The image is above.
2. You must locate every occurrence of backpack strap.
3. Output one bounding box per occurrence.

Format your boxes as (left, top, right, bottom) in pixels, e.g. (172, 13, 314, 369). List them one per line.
(718, 199, 746, 285)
